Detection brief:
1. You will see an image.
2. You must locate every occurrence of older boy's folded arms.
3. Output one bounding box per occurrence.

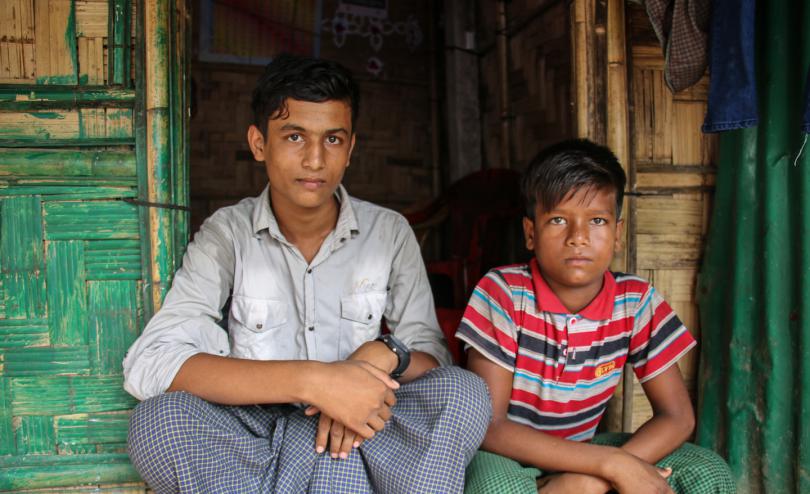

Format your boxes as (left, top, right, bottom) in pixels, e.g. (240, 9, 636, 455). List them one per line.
(457, 139, 734, 494)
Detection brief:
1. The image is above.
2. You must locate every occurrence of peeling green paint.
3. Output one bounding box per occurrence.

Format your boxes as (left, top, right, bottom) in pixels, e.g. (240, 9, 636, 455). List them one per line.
(66, 0, 78, 84)
(28, 112, 65, 120)
(45, 241, 88, 346)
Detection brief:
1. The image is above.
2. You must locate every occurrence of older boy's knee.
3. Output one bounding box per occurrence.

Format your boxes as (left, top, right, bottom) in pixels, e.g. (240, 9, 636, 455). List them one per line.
(421, 366, 492, 450)
(128, 392, 204, 466)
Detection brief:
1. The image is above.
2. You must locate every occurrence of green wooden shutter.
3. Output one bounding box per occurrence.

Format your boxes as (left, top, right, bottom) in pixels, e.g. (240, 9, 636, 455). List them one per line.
(0, 0, 189, 490)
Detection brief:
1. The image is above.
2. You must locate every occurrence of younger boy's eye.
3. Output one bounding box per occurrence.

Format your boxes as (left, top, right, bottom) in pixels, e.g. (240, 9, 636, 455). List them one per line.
(287, 134, 302, 142)
(592, 217, 608, 225)
(326, 135, 341, 144)
(549, 217, 566, 225)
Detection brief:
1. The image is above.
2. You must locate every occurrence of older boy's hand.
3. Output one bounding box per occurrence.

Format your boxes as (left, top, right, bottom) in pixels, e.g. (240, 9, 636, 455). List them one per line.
(537, 472, 612, 493)
(305, 403, 393, 458)
(348, 340, 398, 374)
(305, 360, 398, 438)
(604, 451, 673, 494)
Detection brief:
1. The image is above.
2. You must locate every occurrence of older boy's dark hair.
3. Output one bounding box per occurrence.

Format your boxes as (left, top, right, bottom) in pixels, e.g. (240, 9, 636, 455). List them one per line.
(521, 139, 626, 219)
(251, 53, 360, 136)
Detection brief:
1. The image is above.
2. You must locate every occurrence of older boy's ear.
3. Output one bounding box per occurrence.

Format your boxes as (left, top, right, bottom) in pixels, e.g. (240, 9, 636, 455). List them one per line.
(347, 133, 357, 167)
(522, 217, 535, 251)
(247, 125, 266, 161)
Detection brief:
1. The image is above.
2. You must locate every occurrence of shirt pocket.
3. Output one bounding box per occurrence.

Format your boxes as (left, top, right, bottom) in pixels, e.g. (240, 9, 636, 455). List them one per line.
(339, 291, 387, 357)
(229, 295, 288, 359)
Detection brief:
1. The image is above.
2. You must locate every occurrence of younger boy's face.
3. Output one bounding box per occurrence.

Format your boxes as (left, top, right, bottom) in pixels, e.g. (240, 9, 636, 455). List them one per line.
(247, 98, 355, 216)
(523, 186, 623, 303)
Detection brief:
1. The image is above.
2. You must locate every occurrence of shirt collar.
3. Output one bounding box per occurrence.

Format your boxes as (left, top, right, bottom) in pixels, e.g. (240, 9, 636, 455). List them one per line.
(252, 184, 359, 240)
(529, 257, 616, 320)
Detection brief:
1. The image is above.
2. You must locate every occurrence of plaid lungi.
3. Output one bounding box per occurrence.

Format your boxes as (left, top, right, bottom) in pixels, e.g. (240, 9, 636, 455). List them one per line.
(128, 366, 491, 493)
(464, 432, 735, 494)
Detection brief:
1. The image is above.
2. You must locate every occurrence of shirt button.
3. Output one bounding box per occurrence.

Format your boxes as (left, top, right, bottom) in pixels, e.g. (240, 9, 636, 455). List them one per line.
(256, 323, 263, 329)
(340, 238, 346, 243)
(308, 326, 315, 331)
(367, 314, 373, 320)
(307, 268, 312, 274)
(569, 317, 577, 325)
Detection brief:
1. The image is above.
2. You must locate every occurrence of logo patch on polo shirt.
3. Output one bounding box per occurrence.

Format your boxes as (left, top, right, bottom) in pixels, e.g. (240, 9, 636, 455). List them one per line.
(595, 361, 616, 377)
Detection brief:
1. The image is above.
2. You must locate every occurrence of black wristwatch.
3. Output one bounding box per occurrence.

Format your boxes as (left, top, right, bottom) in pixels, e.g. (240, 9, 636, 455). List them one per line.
(376, 334, 411, 378)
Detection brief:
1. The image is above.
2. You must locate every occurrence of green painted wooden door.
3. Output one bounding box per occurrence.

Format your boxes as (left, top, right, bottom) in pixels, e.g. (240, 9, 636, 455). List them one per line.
(0, 0, 189, 490)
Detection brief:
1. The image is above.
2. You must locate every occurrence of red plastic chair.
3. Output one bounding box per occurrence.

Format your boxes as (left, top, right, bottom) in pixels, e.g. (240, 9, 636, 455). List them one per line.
(405, 169, 524, 310)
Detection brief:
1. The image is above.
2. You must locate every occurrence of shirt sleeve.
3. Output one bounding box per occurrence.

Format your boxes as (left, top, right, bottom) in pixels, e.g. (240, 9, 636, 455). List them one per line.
(455, 271, 519, 372)
(122, 215, 235, 400)
(628, 286, 696, 383)
(384, 216, 453, 367)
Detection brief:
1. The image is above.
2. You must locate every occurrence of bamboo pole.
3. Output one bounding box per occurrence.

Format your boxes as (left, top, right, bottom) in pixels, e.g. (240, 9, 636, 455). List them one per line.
(170, 0, 190, 269)
(572, 0, 592, 139)
(0, 138, 134, 148)
(0, 148, 136, 176)
(428, 0, 441, 196)
(108, 0, 131, 86)
(606, 0, 635, 433)
(145, 0, 173, 312)
(0, 87, 135, 110)
(496, 0, 511, 167)
(571, 0, 606, 142)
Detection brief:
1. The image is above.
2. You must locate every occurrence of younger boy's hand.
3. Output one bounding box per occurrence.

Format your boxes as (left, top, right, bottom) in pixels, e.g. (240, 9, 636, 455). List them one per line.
(605, 451, 673, 494)
(536, 472, 611, 494)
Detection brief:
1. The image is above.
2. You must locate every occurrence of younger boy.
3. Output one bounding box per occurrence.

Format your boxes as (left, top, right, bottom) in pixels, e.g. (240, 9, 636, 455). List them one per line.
(457, 139, 734, 493)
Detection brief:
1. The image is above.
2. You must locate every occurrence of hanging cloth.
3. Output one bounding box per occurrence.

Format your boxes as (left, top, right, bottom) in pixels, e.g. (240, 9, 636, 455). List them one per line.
(644, 0, 711, 92)
(701, 0, 758, 132)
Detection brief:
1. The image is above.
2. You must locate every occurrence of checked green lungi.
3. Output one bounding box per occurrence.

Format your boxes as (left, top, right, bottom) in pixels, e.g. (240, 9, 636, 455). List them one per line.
(464, 432, 735, 494)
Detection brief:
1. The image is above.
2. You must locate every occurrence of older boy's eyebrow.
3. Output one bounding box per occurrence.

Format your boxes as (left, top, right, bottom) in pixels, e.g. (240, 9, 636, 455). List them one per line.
(278, 123, 349, 135)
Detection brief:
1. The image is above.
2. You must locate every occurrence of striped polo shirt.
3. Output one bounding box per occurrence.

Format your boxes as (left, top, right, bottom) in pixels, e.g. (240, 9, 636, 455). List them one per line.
(456, 258, 696, 441)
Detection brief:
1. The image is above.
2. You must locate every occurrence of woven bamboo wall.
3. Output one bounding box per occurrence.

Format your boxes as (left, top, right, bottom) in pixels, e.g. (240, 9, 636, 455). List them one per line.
(0, 0, 136, 138)
(477, 0, 574, 170)
(189, 0, 437, 232)
(0, 0, 146, 490)
(624, 3, 716, 430)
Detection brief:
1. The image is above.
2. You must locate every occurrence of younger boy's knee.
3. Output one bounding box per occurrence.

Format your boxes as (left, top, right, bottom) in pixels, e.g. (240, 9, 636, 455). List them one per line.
(662, 443, 735, 494)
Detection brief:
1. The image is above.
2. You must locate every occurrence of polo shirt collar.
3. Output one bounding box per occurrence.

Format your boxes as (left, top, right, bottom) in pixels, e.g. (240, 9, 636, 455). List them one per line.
(529, 257, 616, 320)
(251, 184, 359, 240)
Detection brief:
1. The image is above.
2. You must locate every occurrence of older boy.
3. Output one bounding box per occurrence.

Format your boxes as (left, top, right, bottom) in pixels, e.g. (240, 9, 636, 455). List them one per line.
(457, 140, 733, 493)
(123, 54, 490, 493)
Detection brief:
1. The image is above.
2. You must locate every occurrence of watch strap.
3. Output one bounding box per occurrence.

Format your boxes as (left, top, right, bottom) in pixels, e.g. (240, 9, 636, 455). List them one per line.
(376, 334, 411, 377)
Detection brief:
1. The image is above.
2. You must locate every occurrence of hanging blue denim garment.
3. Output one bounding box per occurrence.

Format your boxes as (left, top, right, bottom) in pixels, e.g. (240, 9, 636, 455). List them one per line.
(702, 0, 758, 133)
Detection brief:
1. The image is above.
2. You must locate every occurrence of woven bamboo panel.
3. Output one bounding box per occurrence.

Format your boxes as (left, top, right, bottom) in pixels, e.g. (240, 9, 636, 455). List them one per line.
(0, 0, 137, 85)
(625, 35, 717, 430)
(0, 109, 134, 141)
(0, 1, 144, 489)
(0, 0, 36, 82)
(0, 189, 142, 482)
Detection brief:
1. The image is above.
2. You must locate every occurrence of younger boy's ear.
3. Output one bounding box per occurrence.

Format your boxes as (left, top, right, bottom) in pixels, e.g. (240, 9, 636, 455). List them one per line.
(613, 218, 625, 252)
(522, 217, 536, 251)
(247, 125, 266, 161)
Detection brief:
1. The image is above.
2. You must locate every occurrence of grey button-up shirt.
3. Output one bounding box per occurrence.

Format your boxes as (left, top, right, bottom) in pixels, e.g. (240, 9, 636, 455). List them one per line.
(123, 185, 451, 401)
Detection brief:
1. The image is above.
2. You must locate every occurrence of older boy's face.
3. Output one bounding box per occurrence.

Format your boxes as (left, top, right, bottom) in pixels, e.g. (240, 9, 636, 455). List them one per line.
(247, 98, 355, 216)
(523, 186, 623, 304)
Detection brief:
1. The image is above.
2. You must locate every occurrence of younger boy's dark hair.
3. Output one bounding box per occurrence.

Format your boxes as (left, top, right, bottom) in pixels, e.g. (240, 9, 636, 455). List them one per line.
(521, 139, 626, 219)
(251, 53, 360, 136)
